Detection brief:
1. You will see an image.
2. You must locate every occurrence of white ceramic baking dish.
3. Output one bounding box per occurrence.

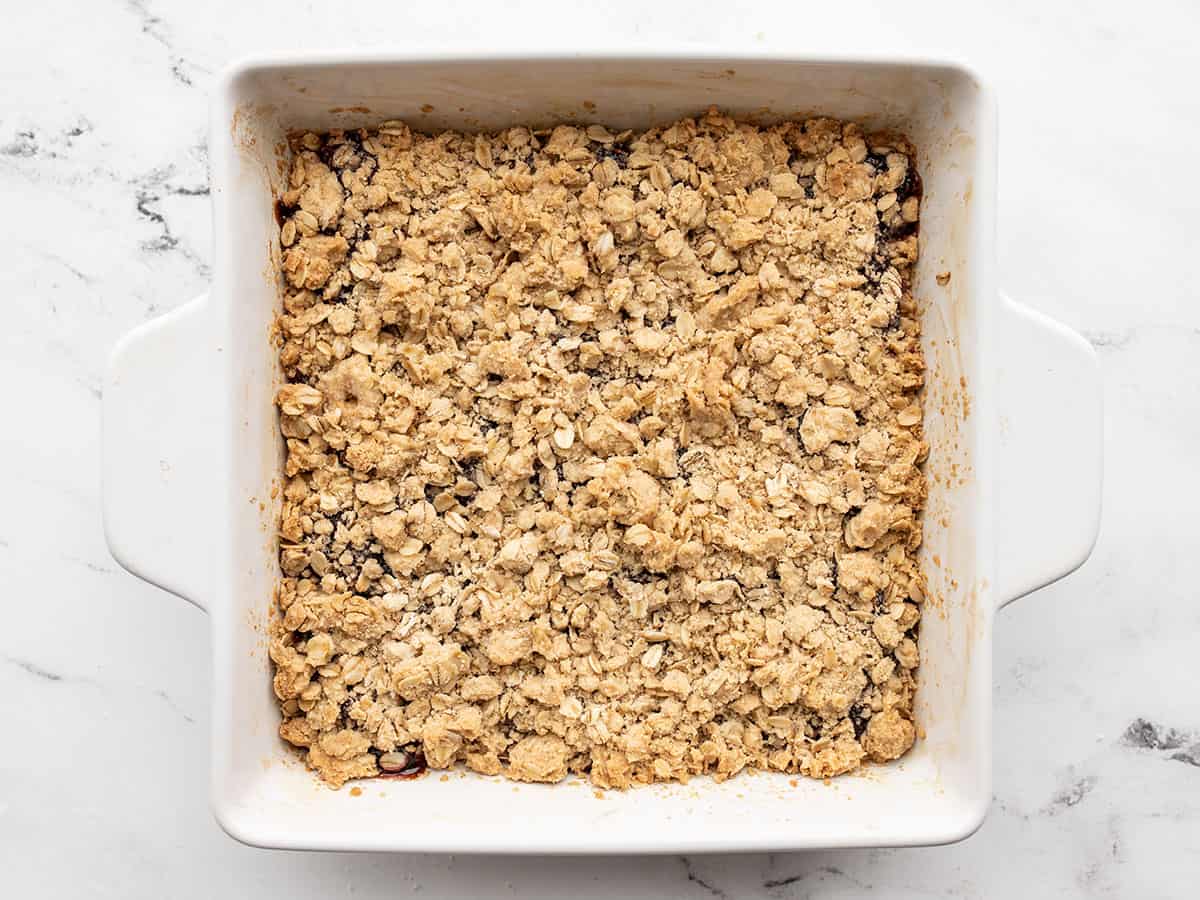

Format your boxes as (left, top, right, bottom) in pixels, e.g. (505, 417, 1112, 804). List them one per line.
(102, 50, 1102, 853)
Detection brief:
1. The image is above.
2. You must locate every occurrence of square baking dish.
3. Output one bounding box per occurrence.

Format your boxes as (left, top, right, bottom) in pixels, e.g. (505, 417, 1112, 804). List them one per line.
(102, 51, 1101, 853)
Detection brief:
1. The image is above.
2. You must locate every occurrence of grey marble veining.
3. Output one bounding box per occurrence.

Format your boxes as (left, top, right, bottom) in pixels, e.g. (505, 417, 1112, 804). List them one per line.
(2, 0, 1198, 896)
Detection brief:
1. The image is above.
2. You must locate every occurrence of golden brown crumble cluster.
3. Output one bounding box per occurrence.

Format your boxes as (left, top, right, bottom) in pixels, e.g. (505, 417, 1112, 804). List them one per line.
(270, 109, 927, 789)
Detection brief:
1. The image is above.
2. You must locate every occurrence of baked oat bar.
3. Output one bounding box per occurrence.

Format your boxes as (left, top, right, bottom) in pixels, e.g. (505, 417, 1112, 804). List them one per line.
(270, 109, 927, 788)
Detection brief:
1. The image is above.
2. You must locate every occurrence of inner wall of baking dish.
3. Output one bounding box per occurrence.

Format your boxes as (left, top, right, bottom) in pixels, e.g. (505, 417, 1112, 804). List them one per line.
(216, 58, 987, 847)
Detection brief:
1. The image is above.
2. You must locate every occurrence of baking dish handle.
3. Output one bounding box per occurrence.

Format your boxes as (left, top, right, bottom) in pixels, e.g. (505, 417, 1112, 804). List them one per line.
(994, 292, 1102, 608)
(102, 294, 217, 611)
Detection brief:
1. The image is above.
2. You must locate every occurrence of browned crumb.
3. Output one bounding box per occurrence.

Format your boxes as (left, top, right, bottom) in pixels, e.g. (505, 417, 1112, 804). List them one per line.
(270, 109, 927, 789)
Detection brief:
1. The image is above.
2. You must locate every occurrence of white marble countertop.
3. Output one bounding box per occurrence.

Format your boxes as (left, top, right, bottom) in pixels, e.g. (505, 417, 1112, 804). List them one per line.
(3, 0, 1198, 895)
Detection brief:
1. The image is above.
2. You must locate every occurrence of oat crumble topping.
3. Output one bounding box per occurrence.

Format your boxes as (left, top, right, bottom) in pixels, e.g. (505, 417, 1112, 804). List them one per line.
(270, 109, 927, 788)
